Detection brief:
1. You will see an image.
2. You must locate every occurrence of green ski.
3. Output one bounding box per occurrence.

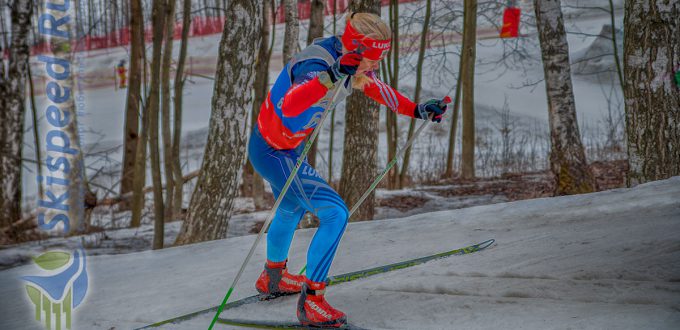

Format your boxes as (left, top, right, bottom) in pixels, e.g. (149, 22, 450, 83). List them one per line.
(136, 239, 495, 329)
(216, 318, 369, 329)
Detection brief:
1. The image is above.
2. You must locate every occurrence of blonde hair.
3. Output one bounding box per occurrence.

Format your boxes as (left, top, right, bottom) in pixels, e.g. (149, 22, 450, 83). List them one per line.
(343, 12, 391, 89)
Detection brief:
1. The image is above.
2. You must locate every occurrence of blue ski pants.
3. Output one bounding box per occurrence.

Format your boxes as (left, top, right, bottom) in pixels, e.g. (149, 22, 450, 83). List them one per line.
(248, 126, 348, 282)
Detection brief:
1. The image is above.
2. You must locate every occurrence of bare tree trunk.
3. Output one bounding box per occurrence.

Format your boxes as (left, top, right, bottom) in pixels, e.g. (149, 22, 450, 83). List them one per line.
(305, 0, 325, 168)
(338, 0, 381, 222)
(307, 0, 324, 45)
(130, 89, 150, 228)
(172, 0, 192, 218)
(175, 0, 262, 245)
(245, 0, 271, 210)
(535, 0, 596, 195)
(460, 0, 477, 179)
(385, 0, 400, 189)
(111, 0, 118, 41)
(88, 0, 95, 36)
(148, 0, 167, 249)
(398, 0, 431, 188)
(327, 0, 339, 183)
(445, 55, 464, 178)
(27, 66, 44, 200)
(0, 0, 32, 227)
(282, 0, 299, 65)
(0, 0, 9, 51)
(624, 0, 680, 185)
(161, 0, 177, 220)
(608, 0, 624, 93)
(55, 4, 96, 234)
(121, 0, 144, 210)
(129, 0, 150, 228)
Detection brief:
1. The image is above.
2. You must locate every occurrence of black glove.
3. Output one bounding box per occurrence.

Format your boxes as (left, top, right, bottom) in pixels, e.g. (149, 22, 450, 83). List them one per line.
(327, 52, 363, 83)
(414, 98, 449, 123)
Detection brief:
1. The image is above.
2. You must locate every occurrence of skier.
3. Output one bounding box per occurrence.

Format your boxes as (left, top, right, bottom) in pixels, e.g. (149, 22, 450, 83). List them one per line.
(116, 59, 127, 89)
(248, 12, 448, 328)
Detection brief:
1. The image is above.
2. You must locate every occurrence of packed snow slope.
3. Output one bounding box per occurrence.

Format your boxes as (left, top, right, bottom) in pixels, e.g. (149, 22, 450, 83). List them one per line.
(2, 177, 679, 330)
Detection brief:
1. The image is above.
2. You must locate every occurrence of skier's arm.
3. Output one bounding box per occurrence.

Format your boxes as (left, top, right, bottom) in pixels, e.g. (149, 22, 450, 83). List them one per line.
(281, 53, 363, 118)
(361, 74, 417, 117)
(280, 62, 332, 118)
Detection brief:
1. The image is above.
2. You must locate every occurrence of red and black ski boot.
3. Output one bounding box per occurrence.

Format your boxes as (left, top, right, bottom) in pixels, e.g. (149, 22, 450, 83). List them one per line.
(297, 279, 347, 328)
(255, 260, 305, 299)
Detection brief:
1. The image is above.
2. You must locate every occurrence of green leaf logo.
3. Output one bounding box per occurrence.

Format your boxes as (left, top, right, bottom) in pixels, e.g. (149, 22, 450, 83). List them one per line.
(33, 251, 71, 270)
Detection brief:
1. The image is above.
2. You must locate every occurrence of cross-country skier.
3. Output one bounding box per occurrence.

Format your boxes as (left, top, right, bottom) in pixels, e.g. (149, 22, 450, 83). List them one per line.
(248, 12, 449, 328)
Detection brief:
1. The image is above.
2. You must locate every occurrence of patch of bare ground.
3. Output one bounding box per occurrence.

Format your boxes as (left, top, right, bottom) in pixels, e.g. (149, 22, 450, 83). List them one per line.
(378, 160, 628, 213)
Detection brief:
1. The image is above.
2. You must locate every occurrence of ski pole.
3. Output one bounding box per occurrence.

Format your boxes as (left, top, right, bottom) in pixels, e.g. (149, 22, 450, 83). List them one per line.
(208, 76, 349, 330)
(297, 96, 453, 275)
(348, 96, 452, 217)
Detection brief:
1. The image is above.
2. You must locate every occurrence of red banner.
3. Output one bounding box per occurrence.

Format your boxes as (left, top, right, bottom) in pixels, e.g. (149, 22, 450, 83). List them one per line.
(500, 7, 521, 38)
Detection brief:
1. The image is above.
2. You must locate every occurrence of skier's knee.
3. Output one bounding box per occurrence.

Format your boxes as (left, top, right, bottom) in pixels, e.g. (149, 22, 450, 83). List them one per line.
(317, 202, 349, 228)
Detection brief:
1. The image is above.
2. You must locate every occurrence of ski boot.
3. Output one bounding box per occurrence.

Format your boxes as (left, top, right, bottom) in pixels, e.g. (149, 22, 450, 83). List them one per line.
(297, 279, 347, 328)
(256, 260, 305, 299)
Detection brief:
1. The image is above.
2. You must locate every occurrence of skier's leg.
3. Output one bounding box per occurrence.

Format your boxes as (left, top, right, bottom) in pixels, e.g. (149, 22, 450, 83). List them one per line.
(302, 188, 348, 283)
(254, 147, 349, 282)
(268, 158, 349, 327)
(266, 187, 306, 263)
(249, 128, 308, 296)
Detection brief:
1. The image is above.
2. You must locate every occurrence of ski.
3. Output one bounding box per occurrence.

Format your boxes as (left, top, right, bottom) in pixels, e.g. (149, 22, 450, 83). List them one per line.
(136, 238, 494, 329)
(216, 318, 369, 329)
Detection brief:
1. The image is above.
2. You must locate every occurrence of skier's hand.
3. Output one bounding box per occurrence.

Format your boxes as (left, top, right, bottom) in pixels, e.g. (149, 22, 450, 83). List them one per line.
(327, 52, 363, 83)
(414, 96, 451, 123)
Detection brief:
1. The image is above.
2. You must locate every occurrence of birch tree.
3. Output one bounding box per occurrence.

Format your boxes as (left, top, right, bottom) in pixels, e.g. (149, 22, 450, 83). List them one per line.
(339, 0, 381, 222)
(0, 0, 32, 227)
(624, 0, 680, 185)
(535, 0, 596, 195)
(175, 0, 262, 244)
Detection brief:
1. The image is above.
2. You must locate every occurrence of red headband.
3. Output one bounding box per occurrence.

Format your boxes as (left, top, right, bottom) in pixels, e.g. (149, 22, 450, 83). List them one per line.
(341, 19, 391, 61)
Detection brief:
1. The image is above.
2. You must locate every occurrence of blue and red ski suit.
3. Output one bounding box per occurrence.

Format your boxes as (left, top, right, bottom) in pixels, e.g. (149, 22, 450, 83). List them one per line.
(248, 36, 416, 282)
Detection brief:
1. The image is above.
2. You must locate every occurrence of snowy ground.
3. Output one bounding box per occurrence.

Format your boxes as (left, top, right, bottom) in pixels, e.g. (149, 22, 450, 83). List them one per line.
(2, 176, 678, 329)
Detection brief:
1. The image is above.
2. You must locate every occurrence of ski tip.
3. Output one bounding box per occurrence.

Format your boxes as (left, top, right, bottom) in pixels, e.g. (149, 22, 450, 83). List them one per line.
(479, 238, 495, 249)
